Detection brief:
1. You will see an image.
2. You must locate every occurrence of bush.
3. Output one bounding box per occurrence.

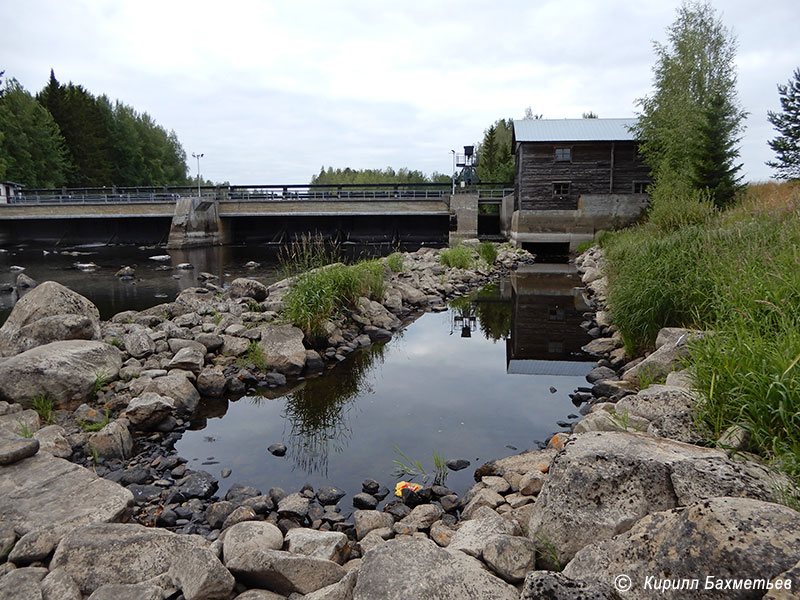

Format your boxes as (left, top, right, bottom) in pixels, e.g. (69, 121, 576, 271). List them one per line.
(477, 242, 498, 265)
(439, 245, 474, 269)
(386, 252, 405, 273)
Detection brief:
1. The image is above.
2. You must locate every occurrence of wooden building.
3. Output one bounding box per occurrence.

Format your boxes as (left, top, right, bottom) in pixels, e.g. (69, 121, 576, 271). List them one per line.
(503, 118, 652, 249)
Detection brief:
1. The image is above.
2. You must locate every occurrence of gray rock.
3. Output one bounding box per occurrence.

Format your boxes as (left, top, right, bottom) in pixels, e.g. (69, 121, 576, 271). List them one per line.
(87, 420, 133, 460)
(7, 529, 57, 565)
(481, 534, 537, 583)
(528, 431, 785, 568)
(277, 493, 310, 520)
(581, 337, 618, 356)
(143, 371, 200, 414)
(285, 528, 349, 564)
(303, 568, 358, 600)
(0, 432, 39, 465)
(586, 366, 617, 383)
(229, 278, 269, 301)
(258, 325, 307, 376)
(220, 335, 250, 357)
(168, 346, 205, 374)
(474, 448, 556, 479)
(16, 272, 38, 289)
(521, 571, 620, 600)
(205, 501, 236, 530)
(167, 338, 206, 355)
(398, 504, 442, 532)
(177, 470, 218, 499)
(519, 470, 546, 496)
(615, 384, 695, 421)
(123, 392, 174, 428)
(0, 452, 133, 542)
(221, 506, 257, 530)
(0, 281, 101, 357)
(448, 507, 518, 558)
(564, 497, 800, 600)
(461, 488, 505, 520)
(50, 523, 234, 600)
(622, 328, 706, 384)
(352, 493, 377, 510)
(197, 366, 226, 397)
(225, 549, 345, 595)
(195, 333, 224, 352)
(86, 583, 164, 600)
(123, 330, 155, 359)
(352, 537, 518, 600)
(316, 486, 346, 506)
(231, 591, 286, 600)
(0, 341, 121, 410)
(353, 510, 394, 541)
(0, 408, 39, 438)
(40, 568, 82, 600)
(0, 567, 47, 600)
(222, 521, 284, 564)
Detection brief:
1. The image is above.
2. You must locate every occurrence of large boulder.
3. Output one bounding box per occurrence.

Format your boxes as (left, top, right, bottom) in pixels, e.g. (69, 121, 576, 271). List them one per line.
(225, 549, 345, 596)
(528, 432, 785, 568)
(229, 278, 269, 301)
(352, 537, 518, 600)
(50, 523, 234, 600)
(0, 341, 122, 410)
(622, 328, 706, 384)
(143, 371, 200, 414)
(564, 497, 800, 600)
(257, 325, 307, 376)
(0, 281, 101, 357)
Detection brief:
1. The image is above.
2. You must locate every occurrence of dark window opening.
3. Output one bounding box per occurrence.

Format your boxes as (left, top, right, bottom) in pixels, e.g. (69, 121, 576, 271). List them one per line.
(553, 182, 570, 197)
(633, 181, 648, 194)
(555, 148, 572, 162)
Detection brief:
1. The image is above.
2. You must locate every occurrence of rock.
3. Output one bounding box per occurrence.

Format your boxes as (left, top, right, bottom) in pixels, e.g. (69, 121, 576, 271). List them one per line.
(462, 488, 505, 520)
(521, 571, 619, 600)
(229, 278, 269, 301)
(316, 486, 346, 506)
(622, 328, 706, 384)
(481, 475, 511, 494)
(0, 281, 101, 357)
(177, 470, 218, 499)
(123, 330, 155, 359)
(205, 501, 236, 529)
(573, 410, 650, 434)
(222, 506, 257, 530)
(226, 483, 262, 503)
(143, 371, 200, 414)
(16, 272, 38, 289)
(267, 443, 287, 457)
(581, 337, 618, 356)
(302, 568, 358, 600)
(225, 549, 345, 596)
(528, 431, 786, 568)
(352, 493, 378, 510)
(446, 458, 470, 471)
(519, 470, 546, 496)
(481, 534, 537, 583)
(223, 521, 284, 563)
(232, 591, 284, 600)
(40, 568, 82, 600)
(448, 508, 518, 558)
(123, 392, 174, 428)
(115, 266, 135, 278)
(167, 345, 205, 373)
(285, 528, 348, 564)
(8, 529, 58, 565)
(50, 522, 234, 599)
(277, 493, 310, 520)
(0, 341, 121, 410)
(591, 378, 637, 397)
(474, 448, 556, 480)
(615, 384, 695, 422)
(429, 520, 454, 547)
(0, 452, 133, 541)
(353, 537, 518, 600)
(399, 504, 442, 532)
(353, 510, 394, 541)
(564, 498, 800, 600)
(258, 325, 307, 376)
(0, 567, 47, 600)
(195, 332, 224, 352)
(88, 420, 133, 460)
(0, 432, 39, 465)
(197, 366, 226, 397)
(586, 365, 617, 383)
(32, 425, 71, 458)
(86, 583, 163, 600)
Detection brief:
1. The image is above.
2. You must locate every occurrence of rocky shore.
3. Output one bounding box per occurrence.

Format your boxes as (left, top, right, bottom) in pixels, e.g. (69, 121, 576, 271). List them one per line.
(1, 243, 798, 599)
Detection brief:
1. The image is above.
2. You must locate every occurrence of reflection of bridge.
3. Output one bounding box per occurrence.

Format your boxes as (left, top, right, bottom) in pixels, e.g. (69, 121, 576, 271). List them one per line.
(0, 183, 512, 247)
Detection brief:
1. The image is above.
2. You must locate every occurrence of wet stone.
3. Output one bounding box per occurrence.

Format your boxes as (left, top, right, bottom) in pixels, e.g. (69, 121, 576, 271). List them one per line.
(316, 486, 346, 506)
(267, 443, 287, 457)
(352, 493, 378, 510)
(446, 458, 470, 471)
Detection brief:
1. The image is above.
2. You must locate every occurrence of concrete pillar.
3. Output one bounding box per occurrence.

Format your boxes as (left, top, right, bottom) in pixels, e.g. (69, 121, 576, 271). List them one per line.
(166, 196, 230, 249)
(449, 193, 479, 244)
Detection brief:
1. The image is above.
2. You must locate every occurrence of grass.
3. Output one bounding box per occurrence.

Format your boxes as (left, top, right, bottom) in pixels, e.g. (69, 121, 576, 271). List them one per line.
(386, 252, 405, 273)
(238, 340, 268, 372)
(93, 368, 109, 397)
(31, 394, 55, 424)
(439, 245, 474, 269)
(80, 409, 110, 432)
(277, 233, 341, 279)
(392, 445, 449, 484)
(18, 423, 34, 438)
(477, 241, 498, 266)
(284, 260, 385, 338)
(601, 180, 800, 481)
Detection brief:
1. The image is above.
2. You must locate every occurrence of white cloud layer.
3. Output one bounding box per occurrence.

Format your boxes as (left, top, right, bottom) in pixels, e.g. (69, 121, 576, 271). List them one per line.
(3, 0, 799, 183)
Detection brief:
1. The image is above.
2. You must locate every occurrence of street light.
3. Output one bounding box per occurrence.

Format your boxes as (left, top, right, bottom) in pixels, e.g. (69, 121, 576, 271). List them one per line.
(192, 152, 204, 198)
(450, 149, 456, 195)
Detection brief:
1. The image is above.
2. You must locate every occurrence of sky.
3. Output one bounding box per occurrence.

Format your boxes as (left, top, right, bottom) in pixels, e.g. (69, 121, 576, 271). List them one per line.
(2, 0, 799, 185)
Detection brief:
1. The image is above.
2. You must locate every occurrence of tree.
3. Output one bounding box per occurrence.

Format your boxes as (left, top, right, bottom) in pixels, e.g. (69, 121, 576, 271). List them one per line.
(523, 107, 542, 120)
(582, 111, 599, 119)
(476, 118, 514, 183)
(634, 1, 746, 208)
(767, 68, 800, 180)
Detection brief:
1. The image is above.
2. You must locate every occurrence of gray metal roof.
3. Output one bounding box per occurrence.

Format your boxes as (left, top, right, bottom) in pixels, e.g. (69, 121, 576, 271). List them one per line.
(513, 118, 638, 143)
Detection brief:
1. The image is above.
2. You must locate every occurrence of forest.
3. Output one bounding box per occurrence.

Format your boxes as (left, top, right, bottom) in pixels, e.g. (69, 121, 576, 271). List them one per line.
(0, 70, 189, 188)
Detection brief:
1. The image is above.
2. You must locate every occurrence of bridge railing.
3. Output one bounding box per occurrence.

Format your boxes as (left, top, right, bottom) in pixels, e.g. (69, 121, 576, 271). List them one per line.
(224, 184, 450, 201)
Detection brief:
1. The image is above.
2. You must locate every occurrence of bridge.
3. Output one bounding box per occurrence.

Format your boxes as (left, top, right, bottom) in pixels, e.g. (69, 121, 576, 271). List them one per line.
(0, 184, 512, 247)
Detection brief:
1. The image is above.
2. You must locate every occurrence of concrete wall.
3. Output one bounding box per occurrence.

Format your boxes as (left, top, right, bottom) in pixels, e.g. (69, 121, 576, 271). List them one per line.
(509, 193, 648, 250)
(449, 193, 478, 243)
(167, 197, 230, 249)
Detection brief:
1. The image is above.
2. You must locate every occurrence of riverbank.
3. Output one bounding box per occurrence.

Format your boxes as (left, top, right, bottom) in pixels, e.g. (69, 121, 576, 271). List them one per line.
(1, 237, 798, 599)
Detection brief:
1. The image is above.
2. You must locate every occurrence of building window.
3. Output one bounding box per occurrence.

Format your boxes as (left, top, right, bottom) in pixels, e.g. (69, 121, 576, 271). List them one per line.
(554, 148, 572, 162)
(553, 182, 570, 197)
(633, 181, 648, 194)
(548, 341, 564, 354)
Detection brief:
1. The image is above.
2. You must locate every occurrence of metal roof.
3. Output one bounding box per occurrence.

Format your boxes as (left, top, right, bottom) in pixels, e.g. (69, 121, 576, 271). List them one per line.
(513, 118, 638, 143)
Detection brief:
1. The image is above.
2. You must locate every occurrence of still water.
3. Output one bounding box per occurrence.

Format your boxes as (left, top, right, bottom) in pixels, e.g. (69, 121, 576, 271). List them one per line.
(176, 265, 594, 502)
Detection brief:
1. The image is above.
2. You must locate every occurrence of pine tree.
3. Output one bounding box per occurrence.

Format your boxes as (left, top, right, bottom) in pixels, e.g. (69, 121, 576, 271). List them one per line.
(767, 68, 800, 180)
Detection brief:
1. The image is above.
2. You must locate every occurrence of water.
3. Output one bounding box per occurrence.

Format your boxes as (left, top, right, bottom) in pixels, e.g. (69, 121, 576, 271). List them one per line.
(175, 265, 594, 502)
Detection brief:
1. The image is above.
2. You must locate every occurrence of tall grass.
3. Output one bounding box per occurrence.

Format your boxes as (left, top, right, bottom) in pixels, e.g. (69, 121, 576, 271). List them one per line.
(386, 252, 405, 273)
(284, 260, 386, 338)
(477, 241, 498, 265)
(439, 245, 474, 269)
(602, 181, 800, 479)
(277, 233, 341, 279)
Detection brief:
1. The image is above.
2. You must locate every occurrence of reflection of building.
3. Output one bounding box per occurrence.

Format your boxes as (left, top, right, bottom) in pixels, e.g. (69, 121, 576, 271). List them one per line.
(506, 264, 593, 376)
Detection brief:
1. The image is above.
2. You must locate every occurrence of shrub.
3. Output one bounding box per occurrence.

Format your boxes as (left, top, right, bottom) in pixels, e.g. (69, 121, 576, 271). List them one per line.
(477, 242, 498, 265)
(439, 245, 474, 269)
(386, 252, 405, 273)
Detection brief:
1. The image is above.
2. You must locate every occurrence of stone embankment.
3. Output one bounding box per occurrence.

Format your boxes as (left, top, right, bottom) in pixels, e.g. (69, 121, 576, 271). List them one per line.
(0, 244, 798, 599)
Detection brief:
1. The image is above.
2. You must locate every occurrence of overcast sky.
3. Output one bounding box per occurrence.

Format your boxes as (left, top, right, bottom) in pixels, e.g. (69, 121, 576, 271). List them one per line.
(2, 0, 799, 184)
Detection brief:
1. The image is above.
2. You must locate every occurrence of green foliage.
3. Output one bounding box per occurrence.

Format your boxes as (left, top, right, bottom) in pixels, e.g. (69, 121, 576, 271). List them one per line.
(574, 240, 594, 254)
(634, 1, 746, 209)
(80, 410, 111, 432)
(31, 394, 54, 424)
(386, 252, 405, 273)
(0, 78, 70, 187)
(439, 245, 474, 269)
(239, 340, 267, 372)
(476, 119, 515, 183)
(393, 445, 448, 484)
(767, 67, 800, 180)
(284, 260, 386, 338)
(93, 368, 109, 396)
(477, 241, 498, 265)
(647, 177, 717, 231)
(18, 423, 34, 439)
(310, 166, 448, 185)
(604, 182, 800, 479)
(277, 234, 341, 279)
(108, 336, 123, 349)
(212, 309, 223, 325)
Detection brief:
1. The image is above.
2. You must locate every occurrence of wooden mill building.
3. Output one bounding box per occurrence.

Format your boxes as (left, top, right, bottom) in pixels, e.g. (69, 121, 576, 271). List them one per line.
(503, 118, 651, 249)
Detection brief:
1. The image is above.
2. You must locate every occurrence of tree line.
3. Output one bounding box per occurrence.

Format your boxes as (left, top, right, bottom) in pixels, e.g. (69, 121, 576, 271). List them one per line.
(0, 70, 188, 188)
(310, 166, 451, 186)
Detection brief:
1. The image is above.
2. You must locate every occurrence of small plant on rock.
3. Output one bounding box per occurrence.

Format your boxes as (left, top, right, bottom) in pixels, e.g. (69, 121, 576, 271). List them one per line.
(386, 252, 405, 273)
(477, 241, 498, 266)
(239, 340, 268, 372)
(30, 394, 54, 424)
(439, 245, 474, 269)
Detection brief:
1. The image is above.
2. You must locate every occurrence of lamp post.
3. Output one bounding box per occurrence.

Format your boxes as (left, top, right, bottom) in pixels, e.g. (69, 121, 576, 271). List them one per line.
(450, 149, 456, 195)
(192, 152, 204, 198)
